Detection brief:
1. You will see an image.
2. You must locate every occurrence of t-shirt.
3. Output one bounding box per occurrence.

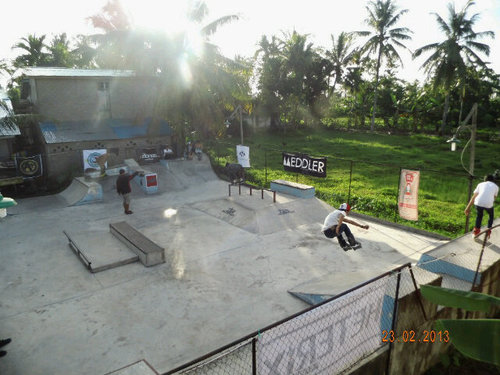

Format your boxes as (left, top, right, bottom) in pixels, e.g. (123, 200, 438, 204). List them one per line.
(322, 210, 346, 232)
(474, 181, 498, 208)
(116, 174, 132, 194)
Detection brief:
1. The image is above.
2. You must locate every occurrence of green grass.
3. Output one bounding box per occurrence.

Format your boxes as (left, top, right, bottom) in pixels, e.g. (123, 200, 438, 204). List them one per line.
(207, 128, 499, 238)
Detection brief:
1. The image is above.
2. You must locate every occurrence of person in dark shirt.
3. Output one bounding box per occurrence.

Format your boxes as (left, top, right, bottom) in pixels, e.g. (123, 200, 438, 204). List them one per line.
(116, 169, 139, 214)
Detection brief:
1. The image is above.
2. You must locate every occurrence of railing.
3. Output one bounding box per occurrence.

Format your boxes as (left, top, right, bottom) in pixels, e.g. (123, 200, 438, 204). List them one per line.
(163, 263, 420, 375)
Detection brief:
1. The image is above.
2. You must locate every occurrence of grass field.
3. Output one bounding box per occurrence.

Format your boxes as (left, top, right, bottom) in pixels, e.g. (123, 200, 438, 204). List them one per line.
(206, 127, 499, 238)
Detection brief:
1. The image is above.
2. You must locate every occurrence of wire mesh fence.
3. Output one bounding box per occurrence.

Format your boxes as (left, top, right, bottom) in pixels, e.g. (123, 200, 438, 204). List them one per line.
(209, 141, 479, 236)
(164, 231, 495, 375)
(164, 264, 411, 375)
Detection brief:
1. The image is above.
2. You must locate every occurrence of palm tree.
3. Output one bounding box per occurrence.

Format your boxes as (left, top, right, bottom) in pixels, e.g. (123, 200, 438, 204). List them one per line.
(355, 0, 412, 131)
(12, 34, 49, 68)
(413, 0, 494, 135)
(326, 32, 358, 95)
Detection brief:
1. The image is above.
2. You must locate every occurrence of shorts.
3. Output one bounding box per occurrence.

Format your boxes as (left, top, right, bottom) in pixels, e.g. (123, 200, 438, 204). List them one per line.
(121, 193, 131, 205)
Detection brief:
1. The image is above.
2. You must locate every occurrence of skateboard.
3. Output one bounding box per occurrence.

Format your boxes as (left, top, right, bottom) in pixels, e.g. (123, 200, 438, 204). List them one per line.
(473, 224, 499, 246)
(341, 242, 362, 251)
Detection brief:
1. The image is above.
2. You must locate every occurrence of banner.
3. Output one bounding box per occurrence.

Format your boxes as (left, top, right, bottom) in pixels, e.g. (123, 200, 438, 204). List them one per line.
(137, 148, 160, 164)
(257, 277, 388, 374)
(83, 149, 107, 170)
(398, 169, 420, 221)
(16, 154, 43, 178)
(282, 152, 327, 178)
(236, 145, 250, 168)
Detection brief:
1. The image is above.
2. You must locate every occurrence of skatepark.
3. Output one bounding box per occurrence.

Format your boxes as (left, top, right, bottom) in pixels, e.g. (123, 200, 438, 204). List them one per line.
(0, 155, 498, 375)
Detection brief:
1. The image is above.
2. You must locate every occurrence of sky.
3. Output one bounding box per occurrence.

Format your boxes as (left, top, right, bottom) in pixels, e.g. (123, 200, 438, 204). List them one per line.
(1, 0, 499, 87)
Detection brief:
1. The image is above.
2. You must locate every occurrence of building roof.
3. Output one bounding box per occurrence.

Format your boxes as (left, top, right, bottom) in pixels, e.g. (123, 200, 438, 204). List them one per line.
(39, 118, 173, 144)
(23, 67, 136, 78)
(0, 117, 21, 138)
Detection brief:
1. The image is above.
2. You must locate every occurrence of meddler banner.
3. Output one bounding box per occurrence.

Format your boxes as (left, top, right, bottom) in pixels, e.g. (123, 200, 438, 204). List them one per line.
(282, 152, 327, 178)
(398, 169, 420, 221)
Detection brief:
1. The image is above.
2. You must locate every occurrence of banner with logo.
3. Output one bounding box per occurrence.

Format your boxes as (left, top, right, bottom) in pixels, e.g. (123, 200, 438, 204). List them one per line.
(257, 276, 388, 374)
(16, 154, 43, 177)
(137, 148, 160, 164)
(236, 145, 250, 168)
(398, 169, 420, 221)
(83, 149, 107, 170)
(282, 152, 327, 178)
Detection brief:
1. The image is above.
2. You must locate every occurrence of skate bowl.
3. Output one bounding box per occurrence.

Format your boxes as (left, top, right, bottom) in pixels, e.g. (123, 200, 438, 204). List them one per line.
(58, 177, 103, 206)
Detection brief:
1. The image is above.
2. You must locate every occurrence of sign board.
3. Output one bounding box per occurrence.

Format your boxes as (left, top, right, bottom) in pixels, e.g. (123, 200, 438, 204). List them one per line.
(137, 148, 160, 164)
(16, 154, 43, 178)
(236, 145, 250, 168)
(282, 152, 327, 178)
(83, 149, 107, 170)
(398, 169, 420, 221)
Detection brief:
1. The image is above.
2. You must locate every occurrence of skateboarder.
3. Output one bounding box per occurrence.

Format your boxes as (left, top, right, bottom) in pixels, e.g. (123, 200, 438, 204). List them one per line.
(116, 169, 140, 214)
(465, 174, 498, 238)
(322, 203, 369, 251)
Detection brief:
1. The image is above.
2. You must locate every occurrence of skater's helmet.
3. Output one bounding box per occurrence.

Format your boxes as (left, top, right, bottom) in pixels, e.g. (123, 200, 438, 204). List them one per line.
(339, 203, 351, 212)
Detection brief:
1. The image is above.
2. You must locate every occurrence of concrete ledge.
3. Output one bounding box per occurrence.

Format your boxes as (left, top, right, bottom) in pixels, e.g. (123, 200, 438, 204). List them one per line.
(270, 179, 315, 198)
(110, 222, 165, 267)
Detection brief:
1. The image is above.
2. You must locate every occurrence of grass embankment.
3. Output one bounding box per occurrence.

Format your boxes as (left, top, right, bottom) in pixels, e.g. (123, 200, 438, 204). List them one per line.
(206, 128, 499, 238)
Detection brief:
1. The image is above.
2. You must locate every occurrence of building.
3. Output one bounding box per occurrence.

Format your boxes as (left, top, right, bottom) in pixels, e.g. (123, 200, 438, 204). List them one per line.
(20, 68, 174, 186)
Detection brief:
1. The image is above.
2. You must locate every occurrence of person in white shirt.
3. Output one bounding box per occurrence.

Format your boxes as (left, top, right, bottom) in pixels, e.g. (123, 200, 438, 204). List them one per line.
(465, 175, 498, 237)
(322, 203, 369, 251)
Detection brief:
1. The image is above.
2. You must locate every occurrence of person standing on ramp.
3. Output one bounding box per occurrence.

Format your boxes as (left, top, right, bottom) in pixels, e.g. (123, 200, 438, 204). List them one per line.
(465, 174, 498, 239)
(116, 169, 140, 214)
(322, 203, 369, 251)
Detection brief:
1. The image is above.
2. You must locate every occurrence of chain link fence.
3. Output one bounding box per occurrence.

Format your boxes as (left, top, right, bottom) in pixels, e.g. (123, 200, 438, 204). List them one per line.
(164, 264, 412, 375)
(208, 141, 483, 237)
(164, 242, 494, 375)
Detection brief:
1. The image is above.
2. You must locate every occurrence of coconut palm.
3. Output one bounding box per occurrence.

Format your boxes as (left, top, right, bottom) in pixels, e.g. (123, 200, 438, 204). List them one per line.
(326, 32, 358, 95)
(12, 34, 49, 68)
(413, 0, 494, 135)
(355, 0, 412, 131)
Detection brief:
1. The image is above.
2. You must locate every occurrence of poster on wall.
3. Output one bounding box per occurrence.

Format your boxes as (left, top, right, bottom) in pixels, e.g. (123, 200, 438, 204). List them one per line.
(282, 152, 327, 178)
(16, 154, 43, 178)
(236, 145, 250, 168)
(83, 149, 107, 171)
(398, 169, 420, 221)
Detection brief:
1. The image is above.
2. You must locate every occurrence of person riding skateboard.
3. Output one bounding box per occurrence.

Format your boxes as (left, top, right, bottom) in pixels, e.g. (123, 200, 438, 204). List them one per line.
(322, 203, 369, 251)
(116, 169, 140, 214)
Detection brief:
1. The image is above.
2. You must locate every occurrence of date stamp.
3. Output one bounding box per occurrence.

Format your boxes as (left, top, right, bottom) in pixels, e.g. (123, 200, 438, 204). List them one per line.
(382, 329, 450, 343)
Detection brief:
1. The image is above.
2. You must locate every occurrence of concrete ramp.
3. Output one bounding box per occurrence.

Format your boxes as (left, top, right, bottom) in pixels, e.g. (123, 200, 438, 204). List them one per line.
(58, 177, 103, 206)
(160, 157, 219, 191)
(417, 220, 500, 286)
(104, 360, 159, 375)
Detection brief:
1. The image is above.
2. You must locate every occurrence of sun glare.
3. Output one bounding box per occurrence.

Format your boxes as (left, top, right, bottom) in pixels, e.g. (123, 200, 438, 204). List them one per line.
(122, 0, 189, 35)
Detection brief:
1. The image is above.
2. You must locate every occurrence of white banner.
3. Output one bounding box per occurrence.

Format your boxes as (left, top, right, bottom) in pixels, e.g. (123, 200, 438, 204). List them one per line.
(257, 277, 388, 374)
(398, 169, 420, 221)
(83, 149, 107, 170)
(236, 145, 250, 168)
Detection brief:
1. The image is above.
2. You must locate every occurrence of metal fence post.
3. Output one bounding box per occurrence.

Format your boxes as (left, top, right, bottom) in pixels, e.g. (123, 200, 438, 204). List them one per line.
(252, 337, 257, 375)
(465, 174, 474, 234)
(385, 270, 402, 375)
(265, 150, 268, 187)
(394, 168, 402, 223)
(348, 160, 353, 204)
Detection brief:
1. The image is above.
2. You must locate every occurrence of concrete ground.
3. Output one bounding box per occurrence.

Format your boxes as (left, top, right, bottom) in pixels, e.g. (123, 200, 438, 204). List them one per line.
(0, 156, 465, 374)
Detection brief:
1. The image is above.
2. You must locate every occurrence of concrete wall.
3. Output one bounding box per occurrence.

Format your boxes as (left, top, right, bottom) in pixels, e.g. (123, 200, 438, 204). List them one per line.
(30, 76, 156, 122)
(42, 135, 171, 187)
